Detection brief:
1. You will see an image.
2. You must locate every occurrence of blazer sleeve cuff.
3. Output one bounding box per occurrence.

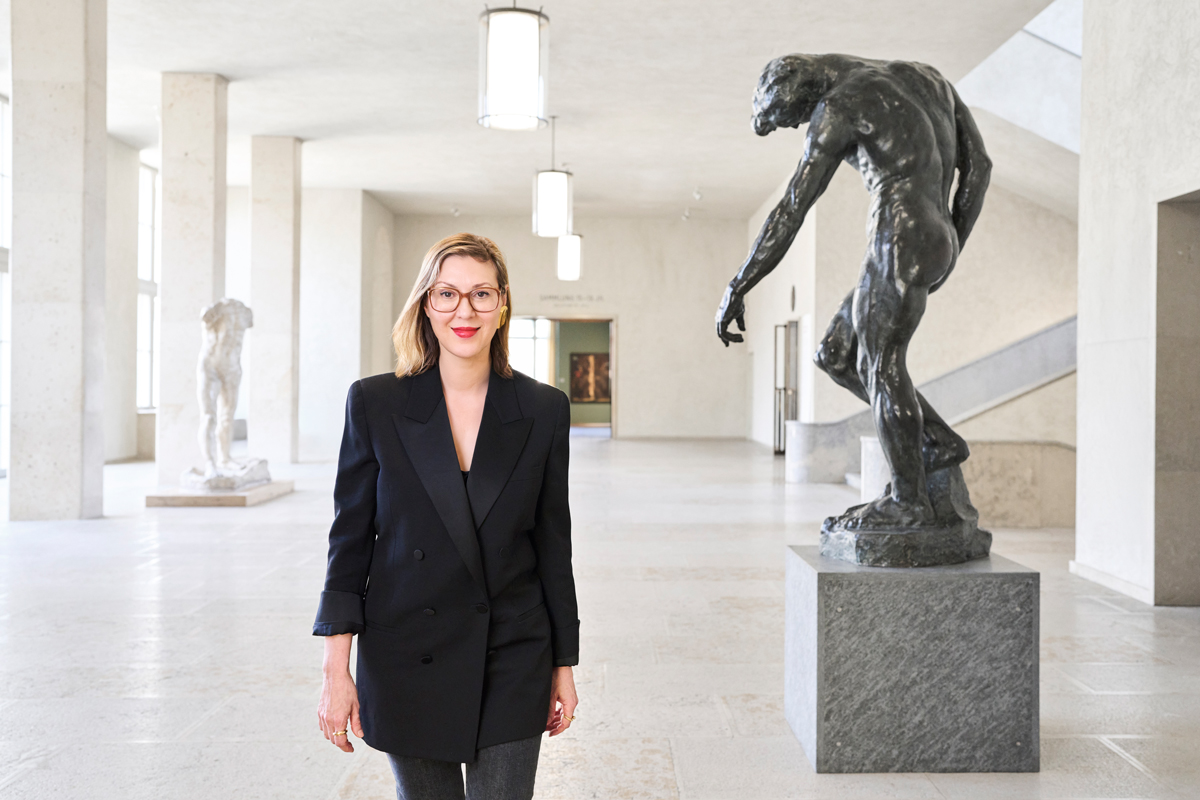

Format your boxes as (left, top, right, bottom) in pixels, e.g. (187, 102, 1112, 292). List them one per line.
(312, 590, 365, 637)
(551, 621, 580, 666)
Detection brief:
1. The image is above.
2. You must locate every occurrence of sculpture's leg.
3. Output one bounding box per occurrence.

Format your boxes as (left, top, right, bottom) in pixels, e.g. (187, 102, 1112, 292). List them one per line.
(836, 265, 936, 529)
(815, 291, 870, 404)
(919, 402, 969, 472)
(855, 280, 930, 510)
(197, 369, 220, 476)
(216, 368, 241, 468)
(817, 290, 968, 474)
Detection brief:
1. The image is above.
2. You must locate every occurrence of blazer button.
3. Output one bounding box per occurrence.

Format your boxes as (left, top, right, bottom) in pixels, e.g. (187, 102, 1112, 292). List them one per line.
(413, 549, 424, 560)
(420, 655, 433, 664)
(499, 546, 509, 557)
(487, 649, 497, 657)
(423, 608, 436, 616)
(475, 603, 489, 614)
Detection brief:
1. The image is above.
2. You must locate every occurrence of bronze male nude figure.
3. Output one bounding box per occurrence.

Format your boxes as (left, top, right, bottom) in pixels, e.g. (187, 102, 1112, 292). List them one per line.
(716, 54, 992, 566)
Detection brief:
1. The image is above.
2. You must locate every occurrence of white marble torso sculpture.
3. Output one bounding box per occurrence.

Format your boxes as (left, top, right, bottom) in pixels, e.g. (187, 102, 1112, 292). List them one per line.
(181, 298, 271, 491)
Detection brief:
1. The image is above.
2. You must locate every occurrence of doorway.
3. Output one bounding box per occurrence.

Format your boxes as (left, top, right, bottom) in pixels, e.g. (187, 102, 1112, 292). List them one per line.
(509, 317, 613, 437)
(1154, 189, 1200, 603)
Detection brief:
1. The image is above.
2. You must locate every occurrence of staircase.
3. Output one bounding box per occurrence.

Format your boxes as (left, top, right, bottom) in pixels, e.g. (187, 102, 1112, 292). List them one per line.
(784, 316, 1077, 483)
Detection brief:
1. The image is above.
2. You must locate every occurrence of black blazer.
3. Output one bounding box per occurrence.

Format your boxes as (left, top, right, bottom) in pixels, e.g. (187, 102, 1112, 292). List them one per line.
(313, 366, 579, 762)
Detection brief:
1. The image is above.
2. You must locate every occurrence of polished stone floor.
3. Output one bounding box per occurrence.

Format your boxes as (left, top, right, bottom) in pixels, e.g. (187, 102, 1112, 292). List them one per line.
(1, 438, 1199, 799)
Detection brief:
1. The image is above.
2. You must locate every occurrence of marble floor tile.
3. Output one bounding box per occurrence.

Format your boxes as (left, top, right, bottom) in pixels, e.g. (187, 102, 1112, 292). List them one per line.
(327, 748, 396, 800)
(1, 742, 349, 800)
(2, 438, 1200, 798)
(926, 736, 1177, 799)
(603, 661, 785, 698)
(536, 737, 679, 800)
(670, 735, 946, 799)
(1060, 662, 1200, 694)
(1041, 634, 1170, 665)
(559, 692, 733, 739)
(0, 697, 218, 743)
(1114, 736, 1200, 797)
(720, 693, 791, 738)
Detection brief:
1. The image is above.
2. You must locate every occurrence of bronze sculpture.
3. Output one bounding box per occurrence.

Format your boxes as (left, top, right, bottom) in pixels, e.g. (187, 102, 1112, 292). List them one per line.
(717, 54, 992, 567)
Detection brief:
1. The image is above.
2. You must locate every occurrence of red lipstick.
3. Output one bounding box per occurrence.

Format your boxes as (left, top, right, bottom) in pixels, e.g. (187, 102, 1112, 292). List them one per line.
(452, 327, 479, 338)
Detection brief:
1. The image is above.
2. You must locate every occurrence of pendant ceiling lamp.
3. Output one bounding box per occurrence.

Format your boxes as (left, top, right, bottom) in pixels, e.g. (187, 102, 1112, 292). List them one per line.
(478, 6, 549, 131)
(557, 233, 582, 281)
(533, 117, 572, 238)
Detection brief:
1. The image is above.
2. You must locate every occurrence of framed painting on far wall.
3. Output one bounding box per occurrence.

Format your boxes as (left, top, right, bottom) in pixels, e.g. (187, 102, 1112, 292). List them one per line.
(569, 353, 610, 403)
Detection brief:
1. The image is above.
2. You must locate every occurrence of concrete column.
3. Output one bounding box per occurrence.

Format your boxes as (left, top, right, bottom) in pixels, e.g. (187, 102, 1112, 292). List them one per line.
(1073, 0, 1200, 605)
(105, 136, 141, 463)
(248, 136, 301, 465)
(298, 189, 365, 463)
(156, 73, 227, 487)
(9, 0, 107, 519)
(297, 189, 395, 462)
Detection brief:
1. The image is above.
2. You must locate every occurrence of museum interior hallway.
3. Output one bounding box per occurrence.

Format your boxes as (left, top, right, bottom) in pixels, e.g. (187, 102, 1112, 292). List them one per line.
(1, 438, 1199, 799)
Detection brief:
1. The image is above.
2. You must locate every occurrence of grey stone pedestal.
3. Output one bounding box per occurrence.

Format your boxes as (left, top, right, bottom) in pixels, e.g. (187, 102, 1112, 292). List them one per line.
(784, 546, 1039, 773)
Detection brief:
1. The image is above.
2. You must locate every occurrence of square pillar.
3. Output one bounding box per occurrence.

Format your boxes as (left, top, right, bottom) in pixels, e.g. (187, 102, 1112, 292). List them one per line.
(156, 73, 227, 487)
(1073, 0, 1200, 605)
(248, 136, 301, 465)
(9, 0, 107, 519)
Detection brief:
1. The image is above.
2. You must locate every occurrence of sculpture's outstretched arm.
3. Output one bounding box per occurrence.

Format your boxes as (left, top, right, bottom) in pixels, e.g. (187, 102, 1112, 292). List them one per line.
(717, 104, 849, 345)
(949, 87, 991, 252)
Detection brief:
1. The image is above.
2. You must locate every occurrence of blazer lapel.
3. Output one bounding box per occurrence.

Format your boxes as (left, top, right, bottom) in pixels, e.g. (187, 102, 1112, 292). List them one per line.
(466, 371, 534, 529)
(391, 367, 487, 594)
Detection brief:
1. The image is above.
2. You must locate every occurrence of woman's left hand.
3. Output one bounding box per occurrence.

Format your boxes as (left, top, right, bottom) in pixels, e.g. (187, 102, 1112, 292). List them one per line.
(545, 666, 578, 736)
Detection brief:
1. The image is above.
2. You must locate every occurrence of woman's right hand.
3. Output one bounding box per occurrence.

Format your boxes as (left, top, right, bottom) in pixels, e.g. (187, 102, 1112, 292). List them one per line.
(318, 633, 363, 752)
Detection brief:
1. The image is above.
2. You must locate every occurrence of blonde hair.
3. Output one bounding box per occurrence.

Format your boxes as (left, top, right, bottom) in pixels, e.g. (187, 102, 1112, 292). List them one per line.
(393, 233, 513, 378)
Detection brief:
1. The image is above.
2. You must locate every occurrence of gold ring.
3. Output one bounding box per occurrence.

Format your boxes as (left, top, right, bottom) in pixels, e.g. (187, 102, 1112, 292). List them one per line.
(564, 716, 576, 722)
(332, 730, 347, 736)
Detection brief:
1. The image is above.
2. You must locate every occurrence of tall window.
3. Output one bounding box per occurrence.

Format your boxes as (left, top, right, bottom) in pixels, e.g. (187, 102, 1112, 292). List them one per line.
(507, 317, 553, 384)
(136, 164, 160, 409)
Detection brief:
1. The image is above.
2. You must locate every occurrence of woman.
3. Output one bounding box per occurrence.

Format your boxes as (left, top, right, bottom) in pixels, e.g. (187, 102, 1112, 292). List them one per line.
(313, 233, 580, 799)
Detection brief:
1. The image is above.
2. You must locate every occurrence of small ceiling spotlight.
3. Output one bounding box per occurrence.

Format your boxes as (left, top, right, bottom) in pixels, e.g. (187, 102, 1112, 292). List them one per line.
(681, 207, 691, 221)
(478, 6, 549, 131)
(451, 206, 461, 217)
(693, 187, 703, 201)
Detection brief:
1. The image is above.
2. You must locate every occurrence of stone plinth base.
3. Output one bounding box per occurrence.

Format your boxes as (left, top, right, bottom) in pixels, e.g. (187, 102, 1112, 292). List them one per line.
(146, 480, 294, 507)
(784, 546, 1039, 773)
(821, 464, 992, 567)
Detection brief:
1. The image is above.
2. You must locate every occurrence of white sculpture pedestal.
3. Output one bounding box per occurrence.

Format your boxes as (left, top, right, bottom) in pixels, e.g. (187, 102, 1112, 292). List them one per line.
(146, 479, 294, 507)
(860, 436, 890, 502)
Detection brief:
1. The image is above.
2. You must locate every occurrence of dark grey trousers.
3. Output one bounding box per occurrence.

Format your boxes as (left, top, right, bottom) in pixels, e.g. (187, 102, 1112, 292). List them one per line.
(387, 735, 542, 800)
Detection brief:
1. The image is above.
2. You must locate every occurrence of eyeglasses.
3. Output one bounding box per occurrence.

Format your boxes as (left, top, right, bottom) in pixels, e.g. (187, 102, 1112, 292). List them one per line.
(427, 285, 503, 314)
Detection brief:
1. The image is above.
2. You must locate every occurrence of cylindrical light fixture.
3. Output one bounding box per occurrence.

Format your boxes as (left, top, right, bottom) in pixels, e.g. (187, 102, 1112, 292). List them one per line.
(534, 169, 572, 238)
(557, 234, 582, 281)
(478, 8, 549, 131)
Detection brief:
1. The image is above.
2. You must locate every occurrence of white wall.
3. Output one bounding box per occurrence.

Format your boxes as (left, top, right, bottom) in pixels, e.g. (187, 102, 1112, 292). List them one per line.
(744, 168, 1078, 446)
(104, 137, 141, 462)
(393, 215, 750, 439)
(1075, 0, 1200, 604)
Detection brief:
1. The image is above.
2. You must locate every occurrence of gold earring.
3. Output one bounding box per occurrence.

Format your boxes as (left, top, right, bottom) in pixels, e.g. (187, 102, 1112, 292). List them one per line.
(499, 306, 508, 326)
